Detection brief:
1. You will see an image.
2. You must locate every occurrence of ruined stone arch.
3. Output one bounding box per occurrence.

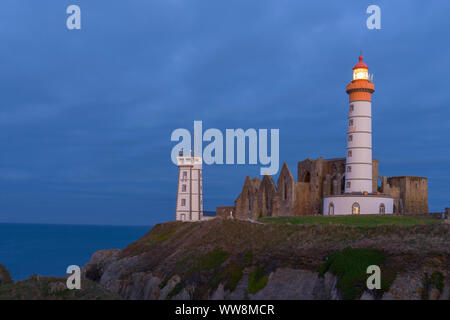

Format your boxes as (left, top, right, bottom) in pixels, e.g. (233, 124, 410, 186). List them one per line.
(257, 175, 277, 217)
(234, 176, 260, 220)
(301, 171, 311, 183)
(277, 163, 295, 216)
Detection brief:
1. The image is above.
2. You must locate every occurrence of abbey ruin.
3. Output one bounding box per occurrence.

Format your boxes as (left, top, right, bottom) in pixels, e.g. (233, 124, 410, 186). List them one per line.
(217, 157, 428, 219)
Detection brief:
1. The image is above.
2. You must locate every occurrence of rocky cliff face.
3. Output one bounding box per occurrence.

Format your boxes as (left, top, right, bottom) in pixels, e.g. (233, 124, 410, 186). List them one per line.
(0, 264, 13, 287)
(82, 219, 450, 300)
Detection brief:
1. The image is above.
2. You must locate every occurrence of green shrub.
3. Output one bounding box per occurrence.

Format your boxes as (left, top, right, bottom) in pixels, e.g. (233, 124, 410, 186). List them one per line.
(319, 247, 391, 300)
(224, 262, 244, 292)
(248, 267, 268, 294)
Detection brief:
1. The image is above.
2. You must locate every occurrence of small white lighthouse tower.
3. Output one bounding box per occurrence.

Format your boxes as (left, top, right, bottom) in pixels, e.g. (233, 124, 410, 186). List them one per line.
(175, 150, 204, 221)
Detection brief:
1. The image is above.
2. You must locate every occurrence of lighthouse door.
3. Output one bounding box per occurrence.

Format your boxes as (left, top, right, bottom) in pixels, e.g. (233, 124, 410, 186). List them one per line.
(352, 202, 360, 215)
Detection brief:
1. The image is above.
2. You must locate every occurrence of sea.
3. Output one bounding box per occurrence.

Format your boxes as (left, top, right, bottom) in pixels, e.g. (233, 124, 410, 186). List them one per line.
(0, 223, 151, 281)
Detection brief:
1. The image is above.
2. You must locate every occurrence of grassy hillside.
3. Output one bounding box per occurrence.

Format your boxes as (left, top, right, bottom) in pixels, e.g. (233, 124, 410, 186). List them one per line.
(114, 217, 449, 299)
(261, 215, 440, 227)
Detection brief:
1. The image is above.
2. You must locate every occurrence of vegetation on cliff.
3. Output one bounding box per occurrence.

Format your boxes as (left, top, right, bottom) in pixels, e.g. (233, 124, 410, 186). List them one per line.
(91, 217, 449, 299)
(0, 275, 120, 300)
(318, 247, 396, 300)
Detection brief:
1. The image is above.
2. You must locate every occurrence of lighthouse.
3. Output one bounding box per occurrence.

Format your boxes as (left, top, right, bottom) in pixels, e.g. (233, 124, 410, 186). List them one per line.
(323, 55, 394, 215)
(175, 150, 204, 221)
(345, 56, 374, 194)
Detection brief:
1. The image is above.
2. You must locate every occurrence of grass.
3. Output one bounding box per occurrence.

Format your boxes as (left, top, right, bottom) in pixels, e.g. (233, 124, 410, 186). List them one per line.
(262, 215, 440, 227)
(319, 247, 395, 300)
(248, 267, 268, 294)
(192, 247, 229, 272)
(149, 229, 178, 243)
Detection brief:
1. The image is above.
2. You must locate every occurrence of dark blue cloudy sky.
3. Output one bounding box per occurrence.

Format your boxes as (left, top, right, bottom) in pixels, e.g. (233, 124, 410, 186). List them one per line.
(0, 1, 448, 225)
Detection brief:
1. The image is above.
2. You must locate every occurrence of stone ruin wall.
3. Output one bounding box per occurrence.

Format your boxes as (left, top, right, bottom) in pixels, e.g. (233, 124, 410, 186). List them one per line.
(220, 157, 429, 219)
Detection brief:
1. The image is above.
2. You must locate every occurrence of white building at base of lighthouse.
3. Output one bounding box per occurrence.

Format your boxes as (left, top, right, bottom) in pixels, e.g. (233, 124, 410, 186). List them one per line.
(323, 55, 394, 216)
(324, 195, 394, 216)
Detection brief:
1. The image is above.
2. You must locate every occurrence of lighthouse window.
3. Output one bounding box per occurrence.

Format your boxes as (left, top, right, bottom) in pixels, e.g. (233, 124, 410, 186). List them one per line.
(182, 185, 187, 192)
(348, 135, 353, 142)
(348, 150, 352, 157)
(350, 105, 354, 113)
(346, 181, 351, 188)
(181, 199, 186, 206)
(183, 171, 187, 179)
(347, 166, 352, 172)
(349, 119, 354, 126)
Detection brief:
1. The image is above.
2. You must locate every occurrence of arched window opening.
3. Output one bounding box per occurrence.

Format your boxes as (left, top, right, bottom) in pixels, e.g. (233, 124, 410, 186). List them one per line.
(328, 202, 335, 216)
(379, 203, 385, 214)
(377, 177, 382, 192)
(302, 171, 311, 183)
(283, 176, 287, 200)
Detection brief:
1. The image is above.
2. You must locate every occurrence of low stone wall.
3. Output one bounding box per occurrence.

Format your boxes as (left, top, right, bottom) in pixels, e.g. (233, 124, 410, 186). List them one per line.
(216, 206, 235, 219)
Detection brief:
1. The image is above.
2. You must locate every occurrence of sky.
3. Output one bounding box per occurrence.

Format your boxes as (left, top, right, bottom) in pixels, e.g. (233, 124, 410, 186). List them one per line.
(0, 1, 449, 225)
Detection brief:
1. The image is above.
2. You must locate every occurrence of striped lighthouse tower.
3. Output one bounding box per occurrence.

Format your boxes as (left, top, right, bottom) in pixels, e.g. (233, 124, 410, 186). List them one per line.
(323, 55, 394, 215)
(345, 56, 374, 194)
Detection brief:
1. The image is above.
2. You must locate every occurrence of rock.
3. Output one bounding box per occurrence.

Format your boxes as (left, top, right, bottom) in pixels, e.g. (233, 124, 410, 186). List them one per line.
(360, 291, 375, 300)
(159, 275, 182, 300)
(439, 284, 449, 300)
(172, 287, 192, 300)
(49, 281, 67, 294)
(226, 272, 250, 300)
(428, 288, 441, 300)
(210, 283, 226, 300)
(248, 268, 339, 300)
(382, 274, 422, 300)
(0, 264, 13, 286)
(82, 249, 121, 281)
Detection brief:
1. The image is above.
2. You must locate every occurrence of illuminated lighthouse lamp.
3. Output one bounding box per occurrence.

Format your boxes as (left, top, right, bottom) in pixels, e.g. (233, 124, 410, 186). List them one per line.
(353, 56, 370, 80)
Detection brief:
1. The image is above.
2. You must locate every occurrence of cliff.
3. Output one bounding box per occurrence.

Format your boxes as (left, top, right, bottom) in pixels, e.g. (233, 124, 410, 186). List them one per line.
(82, 217, 450, 300)
(0, 264, 13, 287)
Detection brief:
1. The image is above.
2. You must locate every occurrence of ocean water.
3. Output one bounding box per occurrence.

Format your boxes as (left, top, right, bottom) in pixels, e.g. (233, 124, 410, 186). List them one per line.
(0, 223, 150, 281)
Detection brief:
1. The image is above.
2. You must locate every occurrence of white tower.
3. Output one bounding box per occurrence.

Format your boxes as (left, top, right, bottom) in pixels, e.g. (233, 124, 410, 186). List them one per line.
(175, 150, 204, 221)
(345, 56, 374, 194)
(323, 55, 394, 215)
